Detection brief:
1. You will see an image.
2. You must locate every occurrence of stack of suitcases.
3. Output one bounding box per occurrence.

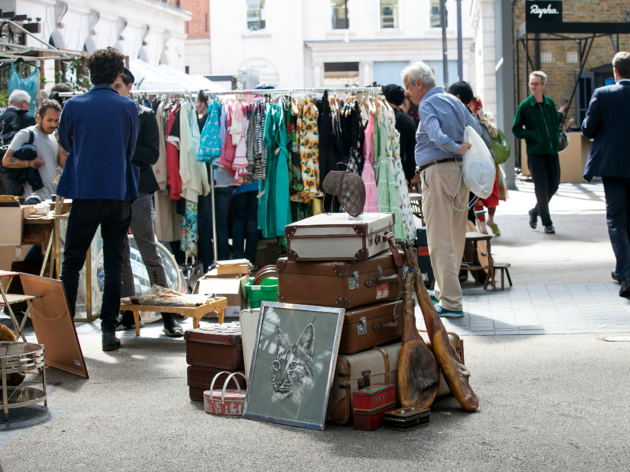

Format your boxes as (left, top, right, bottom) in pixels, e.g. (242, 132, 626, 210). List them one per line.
(185, 322, 247, 402)
(278, 212, 464, 428)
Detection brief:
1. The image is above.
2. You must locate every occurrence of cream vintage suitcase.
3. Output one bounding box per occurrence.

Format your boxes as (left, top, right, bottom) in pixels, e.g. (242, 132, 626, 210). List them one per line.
(285, 212, 395, 262)
(327, 333, 464, 425)
(239, 308, 260, 379)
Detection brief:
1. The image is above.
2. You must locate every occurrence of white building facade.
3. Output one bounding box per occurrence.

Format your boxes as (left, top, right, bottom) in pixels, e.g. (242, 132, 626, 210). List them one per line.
(3, 0, 190, 87)
(193, 0, 476, 91)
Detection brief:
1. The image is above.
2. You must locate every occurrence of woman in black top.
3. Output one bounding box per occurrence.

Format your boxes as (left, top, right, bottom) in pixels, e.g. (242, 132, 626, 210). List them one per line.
(382, 84, 417, 184)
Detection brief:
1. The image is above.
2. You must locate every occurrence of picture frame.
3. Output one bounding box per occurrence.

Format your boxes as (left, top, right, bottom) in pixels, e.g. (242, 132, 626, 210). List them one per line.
(243, 301, 345, 430)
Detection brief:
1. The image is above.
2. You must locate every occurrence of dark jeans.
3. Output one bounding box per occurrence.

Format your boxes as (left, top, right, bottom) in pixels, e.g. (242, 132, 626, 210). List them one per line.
(198, 186, 233, 270)
(603, 177, 630, 280)
(60, 199, 131, 334)
(231, 190, 259, 264)
(528, 153, 560, 227)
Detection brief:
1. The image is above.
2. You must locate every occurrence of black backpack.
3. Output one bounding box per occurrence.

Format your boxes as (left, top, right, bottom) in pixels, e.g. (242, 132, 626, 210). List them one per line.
(0, 129, 38, 196)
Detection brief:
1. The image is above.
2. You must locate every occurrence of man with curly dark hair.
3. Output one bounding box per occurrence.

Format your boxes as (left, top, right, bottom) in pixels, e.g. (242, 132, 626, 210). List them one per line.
(57, 48, 140, 351)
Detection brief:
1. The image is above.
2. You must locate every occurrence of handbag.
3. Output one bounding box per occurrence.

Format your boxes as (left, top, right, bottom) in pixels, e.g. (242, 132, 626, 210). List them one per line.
(559, 130, 569, 152)
(491, 129, 511, 165)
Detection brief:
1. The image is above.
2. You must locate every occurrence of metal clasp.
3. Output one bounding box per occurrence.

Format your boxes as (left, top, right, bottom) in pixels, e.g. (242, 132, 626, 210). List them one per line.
(377, 264, 383, 278)
(348, 271, 360, 290)
(358, 370, 371, 389)
(357, 316, 367, 336)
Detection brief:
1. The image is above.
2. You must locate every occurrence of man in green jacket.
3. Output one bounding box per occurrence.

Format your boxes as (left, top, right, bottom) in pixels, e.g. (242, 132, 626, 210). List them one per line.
(512, 71, 561, 234)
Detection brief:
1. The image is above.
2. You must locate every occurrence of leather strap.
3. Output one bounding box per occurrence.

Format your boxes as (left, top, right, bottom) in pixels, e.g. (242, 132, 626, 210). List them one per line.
(418, 157, 459, 173)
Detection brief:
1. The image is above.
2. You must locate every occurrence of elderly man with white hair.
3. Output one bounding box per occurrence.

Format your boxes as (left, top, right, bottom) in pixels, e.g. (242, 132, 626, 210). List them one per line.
(0, 90, 36, 145)
(401, 61, 482, 318)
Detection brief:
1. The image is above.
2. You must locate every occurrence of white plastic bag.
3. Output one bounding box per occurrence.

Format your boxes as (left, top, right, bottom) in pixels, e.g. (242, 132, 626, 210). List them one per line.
(462, 125, 496, 199)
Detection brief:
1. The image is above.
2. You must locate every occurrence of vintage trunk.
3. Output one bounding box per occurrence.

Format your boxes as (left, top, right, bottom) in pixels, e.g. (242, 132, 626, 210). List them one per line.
(185, 327, 244, 370)
(284, 212, 395, 262)
(353, 404, 396, 431)
(339, 300, 403, 355)
(277, 249, 403, 309)
(327, 334, 464, 425)
(187, 365, 246, 402)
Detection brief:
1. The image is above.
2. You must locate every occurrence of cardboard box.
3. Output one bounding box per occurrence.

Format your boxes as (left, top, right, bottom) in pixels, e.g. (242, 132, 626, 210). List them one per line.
(195, 274, 248, 318)
(215, 259, 251, 276)
(0, 201, 33, 246)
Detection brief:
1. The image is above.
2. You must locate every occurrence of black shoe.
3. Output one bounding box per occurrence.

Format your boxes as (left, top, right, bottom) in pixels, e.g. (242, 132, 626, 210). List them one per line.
(620, 278, 630, 298)
(102, 333, 121, 351)
(163, 322, 184, 338)
(612, 270, 621, 284)
(544, 225, 555, 234)
(529, 209, 538, 229)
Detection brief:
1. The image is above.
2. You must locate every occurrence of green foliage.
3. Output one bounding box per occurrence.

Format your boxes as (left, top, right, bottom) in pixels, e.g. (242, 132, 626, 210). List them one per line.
(0, 88, 8, 108)
(55, 57, 92, 91)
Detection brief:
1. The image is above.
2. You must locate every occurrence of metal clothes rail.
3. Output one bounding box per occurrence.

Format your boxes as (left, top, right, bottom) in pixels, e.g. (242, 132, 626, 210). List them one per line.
(57, 86, 382, 98)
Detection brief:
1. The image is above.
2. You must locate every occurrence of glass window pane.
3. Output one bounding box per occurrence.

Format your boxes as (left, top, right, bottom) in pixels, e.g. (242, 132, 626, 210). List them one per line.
(380, 0, 398, 29)
(430, 0, 447, 28)
(331, 0, 349, 30)
(247, 0, 266, 31)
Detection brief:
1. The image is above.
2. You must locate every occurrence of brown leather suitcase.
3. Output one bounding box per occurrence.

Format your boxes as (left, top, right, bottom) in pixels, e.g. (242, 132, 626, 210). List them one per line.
(184, 327, 244, 370)
(187, 365, 247, 402)
(339, 300, 402, 355)
(277, 249, 403, 309)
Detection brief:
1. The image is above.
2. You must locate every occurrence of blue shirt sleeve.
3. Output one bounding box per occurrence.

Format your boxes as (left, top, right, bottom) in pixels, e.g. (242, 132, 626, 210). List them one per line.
(420, 102, 462, 155)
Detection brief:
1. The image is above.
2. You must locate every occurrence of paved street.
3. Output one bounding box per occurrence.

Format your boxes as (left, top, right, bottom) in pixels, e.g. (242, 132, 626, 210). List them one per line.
(2, 181, 630, 471)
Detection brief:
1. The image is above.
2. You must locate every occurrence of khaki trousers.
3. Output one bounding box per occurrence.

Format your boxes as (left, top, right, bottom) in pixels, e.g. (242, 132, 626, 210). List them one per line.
(421, 161, 469, 311)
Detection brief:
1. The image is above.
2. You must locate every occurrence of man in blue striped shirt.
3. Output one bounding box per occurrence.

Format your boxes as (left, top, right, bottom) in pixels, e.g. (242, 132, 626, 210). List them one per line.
(402, 62, 481, 318)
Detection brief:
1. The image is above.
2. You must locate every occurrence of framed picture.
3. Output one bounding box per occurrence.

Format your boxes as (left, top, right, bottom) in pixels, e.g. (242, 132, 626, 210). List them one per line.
(243, 302, 345, 430)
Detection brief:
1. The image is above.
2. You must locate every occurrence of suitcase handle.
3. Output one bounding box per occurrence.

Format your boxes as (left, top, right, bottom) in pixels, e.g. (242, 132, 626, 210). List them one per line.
(209, 371, 248, 404)
(365, 274, 399, 287)
(374, 231, 395, 244)
(373, 311, 400, 331)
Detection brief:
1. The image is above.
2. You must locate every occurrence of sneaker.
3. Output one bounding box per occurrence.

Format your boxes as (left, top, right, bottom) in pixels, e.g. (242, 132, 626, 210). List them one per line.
(163, 322, 184, 337)
(490, 223, 501, 236)
(428, 290, 439, 304)
(544, 225, 555, 234)
(437, 306, 464, 318)
(529, 209, 538, 229)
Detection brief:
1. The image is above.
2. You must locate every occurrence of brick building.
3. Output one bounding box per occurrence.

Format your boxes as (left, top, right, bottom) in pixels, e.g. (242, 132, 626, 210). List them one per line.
(513, 0, 630, 126)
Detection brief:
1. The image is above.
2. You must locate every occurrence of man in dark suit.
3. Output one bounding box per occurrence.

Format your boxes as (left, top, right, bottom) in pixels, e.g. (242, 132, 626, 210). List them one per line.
(112, 68, 184, 337)
(582, 51, 630, 297)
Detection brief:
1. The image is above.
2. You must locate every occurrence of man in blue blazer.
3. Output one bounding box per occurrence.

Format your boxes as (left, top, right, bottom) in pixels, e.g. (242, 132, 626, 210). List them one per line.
(582, 52, 630, 297)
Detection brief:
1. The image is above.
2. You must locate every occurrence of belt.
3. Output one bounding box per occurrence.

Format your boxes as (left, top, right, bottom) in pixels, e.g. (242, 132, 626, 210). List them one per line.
(418, 157, 460, 173)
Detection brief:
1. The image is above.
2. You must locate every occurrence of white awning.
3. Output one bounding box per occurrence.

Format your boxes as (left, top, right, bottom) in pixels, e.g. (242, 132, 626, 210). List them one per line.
(128, 59, 226, 93)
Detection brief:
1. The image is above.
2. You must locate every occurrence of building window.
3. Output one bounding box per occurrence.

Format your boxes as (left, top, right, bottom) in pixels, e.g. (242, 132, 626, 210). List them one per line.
(332, 0, 349, 30)
(430, 0, 447, 28)
(324, 62, 359, 87)
(247, 0, 266, 31)
(380, 0, 398, 29)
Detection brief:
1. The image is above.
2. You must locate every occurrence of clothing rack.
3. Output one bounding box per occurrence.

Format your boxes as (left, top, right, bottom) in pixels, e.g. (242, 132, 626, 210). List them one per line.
(57, 87, 382, 98)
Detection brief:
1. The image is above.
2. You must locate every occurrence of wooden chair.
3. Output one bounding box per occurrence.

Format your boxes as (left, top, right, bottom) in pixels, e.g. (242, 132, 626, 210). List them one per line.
(461, 232, 512, 290)
(408, 182, 425, 226)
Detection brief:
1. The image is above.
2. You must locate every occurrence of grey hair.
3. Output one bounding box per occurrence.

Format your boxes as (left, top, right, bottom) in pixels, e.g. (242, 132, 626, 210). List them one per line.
(401, 61, 436, 88)
(529, 71, 547, 84)
(8, 90, 31, 106)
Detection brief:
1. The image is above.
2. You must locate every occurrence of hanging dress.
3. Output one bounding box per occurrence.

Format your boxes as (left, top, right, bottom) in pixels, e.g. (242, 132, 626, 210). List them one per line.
(8, 64, 39, 116)
(198, 100, 222, 162)
(362, 114, 379, 213)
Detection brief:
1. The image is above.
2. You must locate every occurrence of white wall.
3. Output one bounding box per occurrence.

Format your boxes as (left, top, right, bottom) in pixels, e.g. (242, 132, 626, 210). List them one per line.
(209, 0, 304, 89)
(471, 0, 498, 117)
(10, 0, 190, 87)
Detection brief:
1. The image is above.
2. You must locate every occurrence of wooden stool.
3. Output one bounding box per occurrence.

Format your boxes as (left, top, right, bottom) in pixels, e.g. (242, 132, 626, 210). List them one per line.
(120, 297, 228, 336)
(493, 263, 513, 290)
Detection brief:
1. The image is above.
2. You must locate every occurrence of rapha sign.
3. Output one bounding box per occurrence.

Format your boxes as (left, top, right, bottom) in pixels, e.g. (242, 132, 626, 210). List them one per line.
(526, 1, 563, 23)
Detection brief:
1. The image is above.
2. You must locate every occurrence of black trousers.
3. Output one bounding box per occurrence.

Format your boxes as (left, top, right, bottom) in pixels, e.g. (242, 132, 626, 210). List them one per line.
(60, 199, 131, 334)
(602, 177, 630, 280)
(528, 153, 561, 227)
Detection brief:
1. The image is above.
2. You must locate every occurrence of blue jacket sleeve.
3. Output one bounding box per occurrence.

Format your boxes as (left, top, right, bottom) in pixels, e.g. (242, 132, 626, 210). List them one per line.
(58, 106, 73, 153)
(581, 89, 601, 140)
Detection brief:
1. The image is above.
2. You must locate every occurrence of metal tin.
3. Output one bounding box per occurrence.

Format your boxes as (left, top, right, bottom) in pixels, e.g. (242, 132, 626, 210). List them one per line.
(383, 407, 431, 431)
(203, 371, 247, 417)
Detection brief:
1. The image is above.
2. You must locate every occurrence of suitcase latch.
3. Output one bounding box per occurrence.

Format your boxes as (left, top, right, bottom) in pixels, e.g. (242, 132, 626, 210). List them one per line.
(357, 316, 367, 336)
(377, 264, 383, 278)
(348, 271, 360, 290)
(358, 370, 371, 389)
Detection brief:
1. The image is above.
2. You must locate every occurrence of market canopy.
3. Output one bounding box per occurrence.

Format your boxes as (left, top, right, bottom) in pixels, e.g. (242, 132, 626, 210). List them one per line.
(128, 59, 227, 93)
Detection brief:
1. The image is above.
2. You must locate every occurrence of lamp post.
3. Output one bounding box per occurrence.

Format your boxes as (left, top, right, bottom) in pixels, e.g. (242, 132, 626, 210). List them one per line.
(441, 0, 449, 88)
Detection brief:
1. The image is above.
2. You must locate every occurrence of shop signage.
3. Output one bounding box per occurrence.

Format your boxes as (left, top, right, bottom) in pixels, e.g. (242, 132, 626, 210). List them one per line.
(525, 1, 563, 22)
